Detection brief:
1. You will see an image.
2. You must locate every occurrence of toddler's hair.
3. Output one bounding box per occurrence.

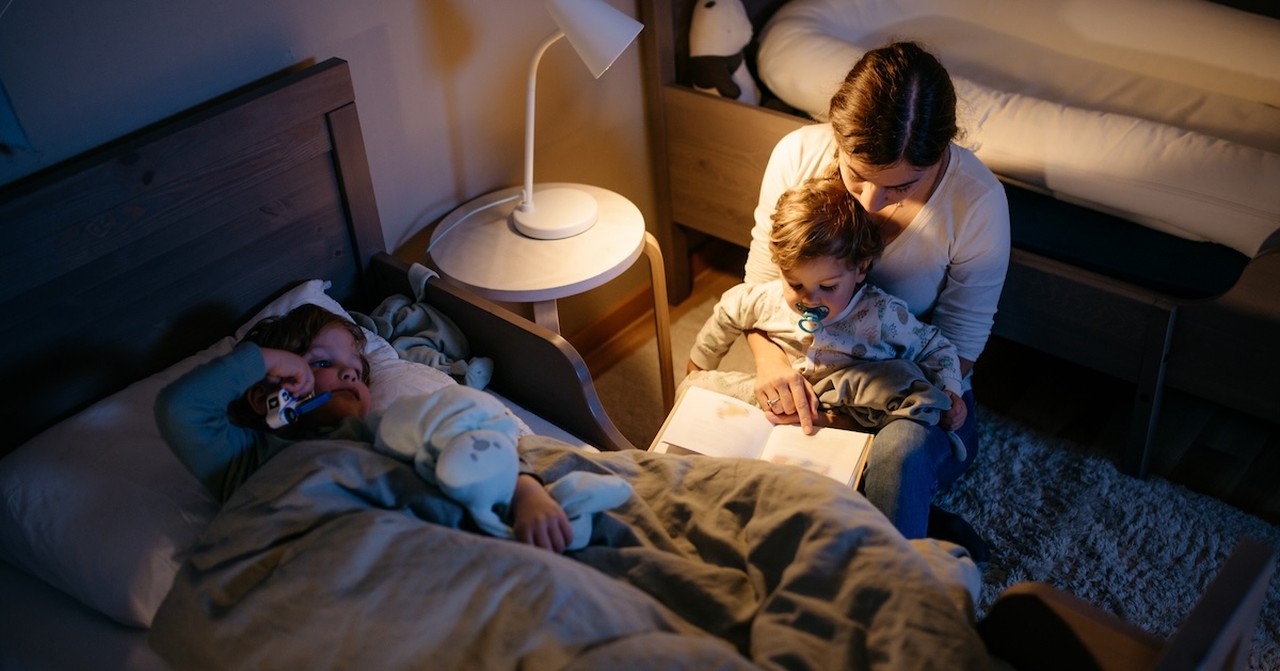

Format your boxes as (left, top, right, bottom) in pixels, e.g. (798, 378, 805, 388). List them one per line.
(769, 177, 885, 271)
(243, 303, 371, 384)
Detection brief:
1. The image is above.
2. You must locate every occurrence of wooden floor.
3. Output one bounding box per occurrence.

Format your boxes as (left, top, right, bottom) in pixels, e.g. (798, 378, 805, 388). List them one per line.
(660, 240, 1280, 526)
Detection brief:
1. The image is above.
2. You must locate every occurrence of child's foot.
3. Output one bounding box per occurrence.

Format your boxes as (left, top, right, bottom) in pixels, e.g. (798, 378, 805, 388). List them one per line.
(927, 504, 991, 564)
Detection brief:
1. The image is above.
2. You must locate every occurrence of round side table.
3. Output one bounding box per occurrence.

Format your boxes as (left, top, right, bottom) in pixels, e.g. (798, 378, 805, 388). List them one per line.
(425, 183, 674, 410)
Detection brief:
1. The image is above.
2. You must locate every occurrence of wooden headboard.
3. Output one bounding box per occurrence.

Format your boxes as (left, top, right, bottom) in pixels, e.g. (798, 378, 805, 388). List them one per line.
(0, 56, 632, 456)
(0, 58, 384, 453)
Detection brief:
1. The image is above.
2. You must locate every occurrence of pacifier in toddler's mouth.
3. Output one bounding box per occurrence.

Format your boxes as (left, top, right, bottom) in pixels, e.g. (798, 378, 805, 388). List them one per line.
(795, 303, 829, 334)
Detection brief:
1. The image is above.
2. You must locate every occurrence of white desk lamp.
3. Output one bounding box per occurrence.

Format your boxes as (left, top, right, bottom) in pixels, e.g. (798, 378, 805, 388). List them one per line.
(509, 0, 643, 240)
(423, 2, 670, 406)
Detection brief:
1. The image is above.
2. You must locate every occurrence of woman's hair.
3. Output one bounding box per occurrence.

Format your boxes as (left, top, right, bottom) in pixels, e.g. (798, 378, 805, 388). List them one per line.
(770, 177, 885, 272)
(827, 41, 959, 170)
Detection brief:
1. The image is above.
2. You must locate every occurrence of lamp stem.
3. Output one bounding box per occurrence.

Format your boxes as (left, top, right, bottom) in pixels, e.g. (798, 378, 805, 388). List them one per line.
(520, 30, 566, 214)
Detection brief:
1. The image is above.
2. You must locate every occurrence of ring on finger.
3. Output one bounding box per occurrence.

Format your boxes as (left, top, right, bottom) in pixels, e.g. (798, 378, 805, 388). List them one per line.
(766, 398, 779, 409)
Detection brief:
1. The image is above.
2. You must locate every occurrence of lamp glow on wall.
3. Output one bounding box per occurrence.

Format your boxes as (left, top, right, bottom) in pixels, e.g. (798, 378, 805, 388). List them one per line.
(508, 0, 643, 240)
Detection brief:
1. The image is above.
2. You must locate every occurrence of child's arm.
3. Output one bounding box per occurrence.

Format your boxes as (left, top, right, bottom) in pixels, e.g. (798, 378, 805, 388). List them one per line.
(912, 327, 965, 396)
(903, 324, 967, 430)
(688, 283, 757, 372)
(155, 343, 279, 501)
(906, 330, 967, 430)
(867, 289, 968, 430)
(511, 474, 572, 553)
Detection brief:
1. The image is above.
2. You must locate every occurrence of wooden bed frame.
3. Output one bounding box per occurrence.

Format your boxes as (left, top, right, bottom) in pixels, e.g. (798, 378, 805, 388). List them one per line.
(639, 0, 1280, 479)
(0, 51, 1270, 671)
(0, 57, 631, 459)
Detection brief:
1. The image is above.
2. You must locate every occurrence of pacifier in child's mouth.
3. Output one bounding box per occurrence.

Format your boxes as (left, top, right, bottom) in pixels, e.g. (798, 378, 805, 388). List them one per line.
(795, 303, 829, 334)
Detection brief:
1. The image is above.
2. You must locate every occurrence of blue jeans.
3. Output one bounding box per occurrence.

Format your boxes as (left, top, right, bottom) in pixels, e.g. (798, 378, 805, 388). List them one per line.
(859, 389, 979, 538)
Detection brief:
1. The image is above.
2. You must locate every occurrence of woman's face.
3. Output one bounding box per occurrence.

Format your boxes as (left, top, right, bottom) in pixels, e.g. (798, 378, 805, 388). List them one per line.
(837, 151, 937, 214)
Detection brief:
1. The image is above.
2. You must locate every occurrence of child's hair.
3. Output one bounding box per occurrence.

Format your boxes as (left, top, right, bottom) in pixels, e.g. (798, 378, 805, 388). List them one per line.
(242, 303, 371, 383)
(769, 177, 885, 272)
(229, 303, 371, 429)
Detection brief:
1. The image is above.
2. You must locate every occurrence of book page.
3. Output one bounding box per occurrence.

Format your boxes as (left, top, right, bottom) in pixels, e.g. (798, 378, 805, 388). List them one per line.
(759, 425, 871, 486)
(654, 386, 772, 459)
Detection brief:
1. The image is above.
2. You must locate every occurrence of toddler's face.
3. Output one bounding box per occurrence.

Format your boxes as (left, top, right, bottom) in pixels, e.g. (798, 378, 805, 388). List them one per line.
(781, 255, 867, 321)
(299, 323, 371, 424)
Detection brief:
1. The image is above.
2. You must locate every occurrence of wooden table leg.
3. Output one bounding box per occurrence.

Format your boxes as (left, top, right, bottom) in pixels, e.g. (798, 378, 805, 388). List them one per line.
(532, 300, 561, 334)
(644, 233, 675, 411)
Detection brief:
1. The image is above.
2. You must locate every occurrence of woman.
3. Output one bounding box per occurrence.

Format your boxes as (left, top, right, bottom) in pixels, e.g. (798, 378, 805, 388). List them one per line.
(743, 42, 1010, 559)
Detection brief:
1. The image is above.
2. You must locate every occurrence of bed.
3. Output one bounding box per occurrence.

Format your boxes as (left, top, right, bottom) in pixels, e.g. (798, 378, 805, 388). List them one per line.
(0, 56, 999, 670)
(639, 0, 1280, 478)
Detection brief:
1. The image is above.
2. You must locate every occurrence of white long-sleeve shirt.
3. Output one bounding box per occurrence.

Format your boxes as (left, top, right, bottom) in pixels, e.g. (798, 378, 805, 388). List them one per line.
(744, 124, 1011, 365)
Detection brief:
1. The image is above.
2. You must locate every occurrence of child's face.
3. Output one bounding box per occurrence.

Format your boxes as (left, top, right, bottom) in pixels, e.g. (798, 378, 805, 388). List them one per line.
(299, 323, 371, 425)
(781, 255, 868, 320)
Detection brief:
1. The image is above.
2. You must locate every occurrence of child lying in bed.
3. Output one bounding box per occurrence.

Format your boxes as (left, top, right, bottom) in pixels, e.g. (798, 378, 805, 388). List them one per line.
(154, 303, 575, 552)
(684, 177, 968, 442)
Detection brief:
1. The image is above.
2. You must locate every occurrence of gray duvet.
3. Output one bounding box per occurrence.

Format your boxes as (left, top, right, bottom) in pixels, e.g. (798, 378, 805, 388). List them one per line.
(150, 437, 990, 670)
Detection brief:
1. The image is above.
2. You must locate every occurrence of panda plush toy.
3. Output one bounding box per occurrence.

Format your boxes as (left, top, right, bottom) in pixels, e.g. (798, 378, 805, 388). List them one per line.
(689, 0, 759, 104)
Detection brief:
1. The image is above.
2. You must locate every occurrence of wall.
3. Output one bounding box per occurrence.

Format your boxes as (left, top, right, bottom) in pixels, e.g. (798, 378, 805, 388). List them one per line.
(0, 0, 654, 336)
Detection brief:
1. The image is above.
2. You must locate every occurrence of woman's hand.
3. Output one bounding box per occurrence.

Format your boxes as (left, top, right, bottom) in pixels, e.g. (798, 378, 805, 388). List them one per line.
(939, 390, 967, 431)
(746, 331, 818, 434)
(511, 474, 573, 553)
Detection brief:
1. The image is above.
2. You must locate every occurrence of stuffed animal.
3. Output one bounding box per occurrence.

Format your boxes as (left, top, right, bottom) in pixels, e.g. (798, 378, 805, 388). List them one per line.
(372, 385, 631, 550)
(353, 288, 494, 390)
(689, 0, 759, 104)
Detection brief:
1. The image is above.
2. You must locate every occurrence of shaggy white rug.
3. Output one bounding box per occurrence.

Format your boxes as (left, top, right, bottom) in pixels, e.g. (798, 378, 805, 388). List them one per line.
(593, 295, 1280, 669)
(940, 410, 1280, 669)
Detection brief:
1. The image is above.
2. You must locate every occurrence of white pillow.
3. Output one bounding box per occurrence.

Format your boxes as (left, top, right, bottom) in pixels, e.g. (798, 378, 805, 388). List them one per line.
(0, 280, 425, 627)
(0, 347, 222, 628)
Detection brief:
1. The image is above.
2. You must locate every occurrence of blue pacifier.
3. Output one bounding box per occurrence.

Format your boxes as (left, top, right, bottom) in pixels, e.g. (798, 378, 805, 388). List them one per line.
(795, 303, 829, 334)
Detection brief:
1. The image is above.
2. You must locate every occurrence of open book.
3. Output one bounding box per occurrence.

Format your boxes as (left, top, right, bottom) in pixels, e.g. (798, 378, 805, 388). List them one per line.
(649, 386, 873, 488)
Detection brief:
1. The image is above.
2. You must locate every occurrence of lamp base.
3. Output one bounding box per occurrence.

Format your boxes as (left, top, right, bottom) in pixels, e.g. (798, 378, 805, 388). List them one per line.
(512, 186, 598, 239)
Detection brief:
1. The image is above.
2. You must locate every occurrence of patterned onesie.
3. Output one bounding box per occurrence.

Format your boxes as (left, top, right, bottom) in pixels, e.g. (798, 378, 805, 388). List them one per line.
(685, 280, 964, 429)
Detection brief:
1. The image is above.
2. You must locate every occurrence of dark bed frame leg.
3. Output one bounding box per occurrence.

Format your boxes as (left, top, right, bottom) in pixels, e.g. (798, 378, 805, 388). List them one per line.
(1122, 304, 1176, 479)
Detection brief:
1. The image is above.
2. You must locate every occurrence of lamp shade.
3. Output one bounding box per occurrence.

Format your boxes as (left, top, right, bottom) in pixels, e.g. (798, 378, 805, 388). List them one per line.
(546, 0, 643, 78)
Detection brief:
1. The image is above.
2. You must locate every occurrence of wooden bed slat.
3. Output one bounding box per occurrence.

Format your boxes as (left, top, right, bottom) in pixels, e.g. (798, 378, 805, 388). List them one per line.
(664, 86, 802, 248)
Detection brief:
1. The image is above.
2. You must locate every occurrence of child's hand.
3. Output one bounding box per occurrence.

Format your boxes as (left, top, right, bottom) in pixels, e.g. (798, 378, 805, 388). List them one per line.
(259, 347, 315, 397)
(511, 474, 572, 553)
(939, 391, 967, 431)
